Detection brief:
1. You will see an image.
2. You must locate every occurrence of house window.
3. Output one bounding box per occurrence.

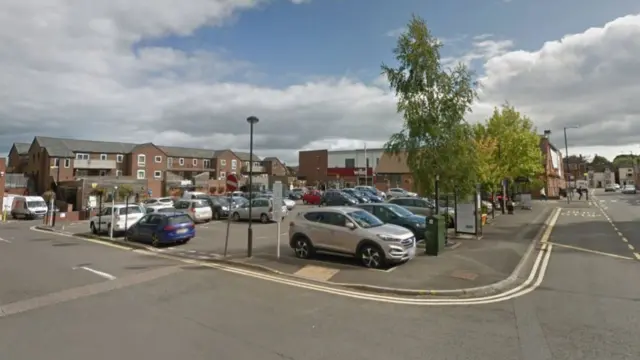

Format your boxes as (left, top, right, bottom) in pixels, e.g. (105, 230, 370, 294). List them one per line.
(99, 170, 107, 176)
(231, 159, 237, 170)
(220, 171, 226, 178)
(167, 157, 173, 168)
(75, 153, 89, 160)
(155, 155, 162, 163)
(64, 158, 71, 168)
(179, 158, 185, 166)
(51, 158, 59, 167)
(220, 159, 226, 166)
(203, 159, 211, 168)
(345, 158, 355, 168)
(137, 170, 145, 179)
(376, 158, 380, 165)
(193, 159, 198, 166)
(116, 154, 124, 163)
(154, 171, 162, 179)
(100, 154, 107, 161)
(116, 170, 123, 177)
(137, 154, 145, 166)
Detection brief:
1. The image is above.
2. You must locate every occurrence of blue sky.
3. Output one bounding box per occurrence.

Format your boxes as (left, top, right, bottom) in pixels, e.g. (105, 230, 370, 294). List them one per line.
(142, 0, 640, 87)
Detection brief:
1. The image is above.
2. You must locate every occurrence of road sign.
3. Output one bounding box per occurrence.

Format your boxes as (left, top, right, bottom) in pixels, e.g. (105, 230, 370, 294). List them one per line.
(226, 173, 238, 192)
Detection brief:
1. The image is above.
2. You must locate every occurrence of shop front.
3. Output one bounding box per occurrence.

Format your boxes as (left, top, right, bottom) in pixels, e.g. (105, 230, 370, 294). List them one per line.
(326, 167, 375, 187)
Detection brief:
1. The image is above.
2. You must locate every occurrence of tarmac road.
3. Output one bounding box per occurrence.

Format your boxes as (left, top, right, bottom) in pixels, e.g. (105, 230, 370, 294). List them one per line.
(1, 201, 639, 359)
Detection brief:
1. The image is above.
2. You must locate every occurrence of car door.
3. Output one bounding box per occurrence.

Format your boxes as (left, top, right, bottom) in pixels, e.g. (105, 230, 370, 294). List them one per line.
(128, 215, 150, 241)
(173, 201, 190, 218)
(372, 206, 394, 223)
(253, 199, 269, 219)
(98, 207, 112, 228)
(136, 215, 161, 241)
(409, 199, 432, 216)
(312, 212, 345, 252)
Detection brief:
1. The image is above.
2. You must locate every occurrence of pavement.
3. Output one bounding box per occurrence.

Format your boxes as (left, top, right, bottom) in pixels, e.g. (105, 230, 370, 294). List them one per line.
(2, 194, 640, 359)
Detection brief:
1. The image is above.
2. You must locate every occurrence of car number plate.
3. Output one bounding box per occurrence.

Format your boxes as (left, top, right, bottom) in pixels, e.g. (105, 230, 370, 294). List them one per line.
(176, 228, 188, 234)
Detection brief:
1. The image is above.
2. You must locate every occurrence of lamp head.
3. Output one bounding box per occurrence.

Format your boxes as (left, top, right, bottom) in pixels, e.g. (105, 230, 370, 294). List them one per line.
(246, 116, 259, 124)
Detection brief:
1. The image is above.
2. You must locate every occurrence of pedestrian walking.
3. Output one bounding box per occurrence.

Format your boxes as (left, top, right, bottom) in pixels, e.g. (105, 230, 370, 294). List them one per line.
(577, 187, 583, 200)
(540, 186, 547, 201)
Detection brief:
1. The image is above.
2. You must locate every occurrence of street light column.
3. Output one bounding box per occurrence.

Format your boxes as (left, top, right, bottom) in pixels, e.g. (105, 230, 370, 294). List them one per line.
(564, 127, 570, 204)
(246, 116, 259, 258)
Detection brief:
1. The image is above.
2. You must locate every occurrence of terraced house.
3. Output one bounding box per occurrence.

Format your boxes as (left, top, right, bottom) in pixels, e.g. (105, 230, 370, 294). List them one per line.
(6, 136, 285, 209)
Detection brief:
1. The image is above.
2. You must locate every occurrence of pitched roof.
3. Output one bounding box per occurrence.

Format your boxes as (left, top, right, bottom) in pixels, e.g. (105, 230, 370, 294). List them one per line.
(263, 156, 283, 165)
(234, 151, 261, 162)
(12, 142, 30, 155)
(158, 145, 216, 159)
(375, 151, 410, 174)
(34, 136, 138, 157)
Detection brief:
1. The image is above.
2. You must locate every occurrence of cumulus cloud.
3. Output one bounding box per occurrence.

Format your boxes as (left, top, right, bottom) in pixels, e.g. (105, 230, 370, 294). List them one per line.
(1, 1, 639, 164)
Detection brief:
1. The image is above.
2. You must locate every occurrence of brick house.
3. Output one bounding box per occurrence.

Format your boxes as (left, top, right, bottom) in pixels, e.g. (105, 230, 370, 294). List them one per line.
(263, 157, 287, 176)
(373, 151, 415, 192)
(7, 142, 30, 173)
(8, 136, 284, 200)
(297, 150, 329, 186)
(538, 136, 566, 198)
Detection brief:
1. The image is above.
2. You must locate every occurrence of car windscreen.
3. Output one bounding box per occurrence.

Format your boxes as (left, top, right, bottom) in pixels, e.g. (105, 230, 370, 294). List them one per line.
(348, 210, 384, 228)
(168, 215, 193, 225)
(388, 204, 413, 217)
(119, 206, 142, 215)
(27, 201, 47, 208)
(193, 201, 208, 208)
(157, 207, 177, 213)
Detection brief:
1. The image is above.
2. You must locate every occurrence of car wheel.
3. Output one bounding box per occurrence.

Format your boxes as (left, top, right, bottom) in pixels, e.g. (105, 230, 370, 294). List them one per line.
(358, 243, 386, 269)
(182, 237, 191, 244)
(260, 213, 269, 223)
(232, 212, 241, 221)
(90, 222, 98, 234)
(151, 234, 160, 247)
(293, 236, 314, 259)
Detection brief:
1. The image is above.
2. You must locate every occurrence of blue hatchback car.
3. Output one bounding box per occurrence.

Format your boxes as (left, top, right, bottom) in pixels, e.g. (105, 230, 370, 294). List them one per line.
(125, 212, 195, 247)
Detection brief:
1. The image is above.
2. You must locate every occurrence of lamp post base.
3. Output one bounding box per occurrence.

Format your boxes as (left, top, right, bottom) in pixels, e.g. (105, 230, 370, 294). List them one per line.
(247, 227, 253, 257)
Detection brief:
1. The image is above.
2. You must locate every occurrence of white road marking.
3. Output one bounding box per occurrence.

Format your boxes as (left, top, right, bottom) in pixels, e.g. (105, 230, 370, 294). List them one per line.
(0, 237, 11, 243)
(74, 266, 116, 280)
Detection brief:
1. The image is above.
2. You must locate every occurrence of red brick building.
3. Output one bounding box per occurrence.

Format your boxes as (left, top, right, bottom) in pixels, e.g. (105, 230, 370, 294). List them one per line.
(538, 136, 566, 198)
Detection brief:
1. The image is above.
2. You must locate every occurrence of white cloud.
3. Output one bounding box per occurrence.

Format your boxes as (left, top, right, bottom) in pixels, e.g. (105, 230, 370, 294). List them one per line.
(1, 2, 639, 165)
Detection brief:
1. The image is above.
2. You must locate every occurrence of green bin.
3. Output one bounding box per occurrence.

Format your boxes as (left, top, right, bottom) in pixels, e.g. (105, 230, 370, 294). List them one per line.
(424, 215, 445, 256)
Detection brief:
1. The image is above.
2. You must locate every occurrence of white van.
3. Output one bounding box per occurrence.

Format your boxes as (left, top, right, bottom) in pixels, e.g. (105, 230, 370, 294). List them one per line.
(11, 196, 49, 219)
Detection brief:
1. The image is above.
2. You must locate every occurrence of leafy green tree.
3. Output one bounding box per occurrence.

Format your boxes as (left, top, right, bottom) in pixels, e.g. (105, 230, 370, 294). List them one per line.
(473, 123, 503, 194)
(482, 104, 543, 181)
(382, 15, 478, 196)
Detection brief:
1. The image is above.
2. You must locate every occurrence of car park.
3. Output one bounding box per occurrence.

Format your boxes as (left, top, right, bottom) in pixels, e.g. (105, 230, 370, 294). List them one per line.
(355, 186, 386, 199)
(288, 206, 416, 269)
(231, 197, 288, 223)
(202, 196, 231, 220)
(341, 188, 370, 203)
(145, 204, 175, 214)
(387, 188, 417, 198)
(90, 204, 145, 235)
(355, 203, 426, 239)
(387, 197, 455, 227)
(125, 212, 195, 247)
(173, 199, 213, 223)
(143, 197, 175, 207)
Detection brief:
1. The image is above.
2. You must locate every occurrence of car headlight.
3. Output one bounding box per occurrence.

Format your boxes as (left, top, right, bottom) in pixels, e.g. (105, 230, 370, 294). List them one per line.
(377, 234, 400, 242)
(414, 222, 425, 228)
(222, 206, 229, 211)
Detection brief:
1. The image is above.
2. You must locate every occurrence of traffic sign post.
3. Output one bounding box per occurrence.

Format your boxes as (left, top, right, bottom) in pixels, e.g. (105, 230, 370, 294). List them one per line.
(273, 181, 283, 259)
(223, 173, 238, 257)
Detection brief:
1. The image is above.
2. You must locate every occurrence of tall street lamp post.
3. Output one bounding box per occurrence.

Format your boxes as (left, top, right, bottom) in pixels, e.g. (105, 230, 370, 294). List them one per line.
(564, 125, 579, 204)
(246, 116, 259, 257)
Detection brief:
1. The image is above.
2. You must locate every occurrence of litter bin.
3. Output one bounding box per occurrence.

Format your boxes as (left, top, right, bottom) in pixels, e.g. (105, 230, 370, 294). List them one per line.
(424, 214, 445, 256)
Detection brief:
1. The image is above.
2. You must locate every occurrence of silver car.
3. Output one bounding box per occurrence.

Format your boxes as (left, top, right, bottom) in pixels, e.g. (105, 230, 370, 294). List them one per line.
(231, 197, 288, 223)
(289, 206, 416, 269)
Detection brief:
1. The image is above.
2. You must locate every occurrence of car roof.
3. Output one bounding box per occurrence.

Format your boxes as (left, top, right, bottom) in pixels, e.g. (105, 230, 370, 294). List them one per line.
(301, 206, 361, 214)
(157, 211, 188, 217)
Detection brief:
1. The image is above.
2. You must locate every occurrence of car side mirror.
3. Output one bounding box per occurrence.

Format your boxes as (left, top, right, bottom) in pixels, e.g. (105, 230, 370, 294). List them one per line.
(345, 222, 356, 230)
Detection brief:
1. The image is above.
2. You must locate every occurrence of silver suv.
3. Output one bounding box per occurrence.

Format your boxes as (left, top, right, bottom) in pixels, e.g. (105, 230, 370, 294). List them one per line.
(289, 206, 417, 269)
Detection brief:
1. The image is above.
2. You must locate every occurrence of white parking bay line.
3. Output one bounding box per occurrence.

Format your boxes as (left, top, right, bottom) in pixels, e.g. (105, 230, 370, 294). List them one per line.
(0, 237, 11, 243)
(74, 266, 116, 280)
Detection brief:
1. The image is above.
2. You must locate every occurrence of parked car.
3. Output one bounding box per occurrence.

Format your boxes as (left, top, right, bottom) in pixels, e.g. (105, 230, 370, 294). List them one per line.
(283, 198, 296, 210)
(387, 188, 417, 198)
(289, 189, 304, 200)
(320, 190, 359, 206)
(387, 197, 455, 227)
(125, 212, 195, 247)
(355, 186, 386, 199)
(341, 188, 370, 203)
(355, 203, 426, 240)
(145, 205, 175, 214)
(90, 204, 145, 235)
(143, 197, 174, 207)
(173, 199, 213, 223)
(604, 184, 616, 192)
(622, 185, 637, 194)
(302, 190, 322, 205)
(202, 196, 231, 220)
(289, 206, 416, 269)
(231, 197, 288, 223)
(182, 191, 209, 200)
